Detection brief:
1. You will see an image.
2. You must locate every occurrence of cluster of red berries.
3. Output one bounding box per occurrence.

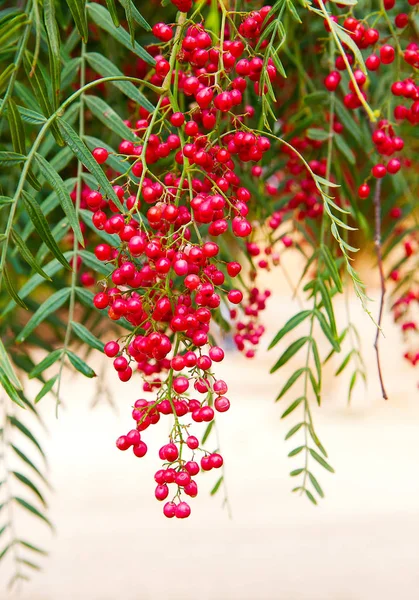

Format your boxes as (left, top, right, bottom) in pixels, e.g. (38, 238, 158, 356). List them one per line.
(63, 0, 418, 517)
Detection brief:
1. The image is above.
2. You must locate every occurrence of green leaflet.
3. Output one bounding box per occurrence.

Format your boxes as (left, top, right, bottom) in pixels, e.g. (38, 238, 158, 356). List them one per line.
(65, 0, 88, 42)
(0, 368, 26, 408)
(12, 472, 48, 507)
(58, 118, 123, 210)
(23, 52, 64, 146)
(85, 52, 155, 111)
(0, 338, 22, 390)
(16, 288, 72, 342)
(35, 375, 58, 403)
(105, 0, 119, 27)
(71, 321, 105, 352)
(21, 191, 71, 270)
(270, 337, 309, 373)
(29, 349, 63, 379)
(84, 94, 138, 142)
(269, 310, 312, 349)
(43, 0, 61, 110)
(66, 350, 96, 378)
(35, 153, 84, 245)
(11, 229, 51, 280)
(118, 0, 151, 32)
(14, 497, 54, 530)
(87, 3, 155, 65)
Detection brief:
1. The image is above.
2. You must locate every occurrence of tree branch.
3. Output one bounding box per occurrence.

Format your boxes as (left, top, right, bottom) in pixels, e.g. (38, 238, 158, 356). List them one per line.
(373, 178, 388, 400)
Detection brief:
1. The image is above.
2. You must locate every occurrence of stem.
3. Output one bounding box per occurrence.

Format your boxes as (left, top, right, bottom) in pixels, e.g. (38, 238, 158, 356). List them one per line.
(372, 178, 388, 400)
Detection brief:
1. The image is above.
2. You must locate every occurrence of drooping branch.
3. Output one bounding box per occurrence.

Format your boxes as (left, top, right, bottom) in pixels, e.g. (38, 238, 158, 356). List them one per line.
(373, 178, 388, 401)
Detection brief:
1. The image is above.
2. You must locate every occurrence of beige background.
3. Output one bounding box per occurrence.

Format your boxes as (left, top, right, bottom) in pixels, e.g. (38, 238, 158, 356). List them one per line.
(2, 259, 419, 600)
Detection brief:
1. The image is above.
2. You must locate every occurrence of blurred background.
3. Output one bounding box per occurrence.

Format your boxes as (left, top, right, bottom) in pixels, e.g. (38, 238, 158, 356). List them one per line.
(2, 255, 419, 600)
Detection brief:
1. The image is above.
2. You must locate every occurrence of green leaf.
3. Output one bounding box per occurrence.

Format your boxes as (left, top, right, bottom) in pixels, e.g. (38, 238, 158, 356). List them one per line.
(71, 321, 104, 352)
(307, 128, 329, 141)
(210, 476, 223, 496)
(270, 337, 309, 373)
(269, 310, 312, 349)
(290, 468, 304, 477)
(35, 153, 84, 245)
(334, 133, 355, 165)
(78, 249, 113, 275)
(9, 417, 46, 461)
(66, 350, 96, 378)
(85, 52, 154, 111)
(12, 472, 47, 507)
(14, 497, 54, 530)
(17, 288, 71, 342)
(2, 253, 71, 316)
(43, 0, 61, 110)
(348, 371, 358, 404)
(285, 422, 303, 440)
(119, 0, 151, 31)
(23, 52, 63, 146)
(317, 280, 338, 339)
(11, 229, 51, 280)
(84, 94, 138, 142)
(305, 489, 317, 505)
(0, 368, 26, 408)
(331, 21, 366, 73)
(35, 375, 58, 403)
(29, 349, 63, 379)
(58, 118, 123, 210)
(309, 472, 324, 497)
(202, 420, 214, 445)
(0, 338, 22, 390)
(0, 196, 14, 206)
(0, 63, 16, 94)
(3, 266, 28, 309)
(309, 448, 335, 473)
(0, 151, 26, 165)
(65, 0, 88, 42)
(277, 370, 307, 401)
(281, 394, 305, 416)
(18, 540, 48, 555)
(335, 351, 353, 376)
(105, 0, 119, 27)
(21, 191, 71, 271)
(288, 446, 304, 457)
(87, 3, 155, 65)
(11, 445, 51, 489)
(320, 244, 343, 293)
(17, 558, 41, 570)
(303, 91, 328, 106)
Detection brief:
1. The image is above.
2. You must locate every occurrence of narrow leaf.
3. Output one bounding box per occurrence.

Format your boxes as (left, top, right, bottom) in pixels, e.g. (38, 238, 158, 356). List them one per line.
(35, 375, 58, 403)
(21, 191, 71, 270)
(84, 94, 138, 142)
(66, 0, 88, 42)
(270, 337, 309, 373)
(87, 3, 155, 64)
(309, 448, 335, 473)
(0, 369, 26, 408)
(11, 229, 51, 280)
(71, 321, 104, 352)
(43, 0, 61, 110)
(9, 417, 47, 461)
(35, 153, 84, 244)
(29, 349, 63, 379)
(66, 350, 96, 378)
(14, 497, 54, 530)
(58, 119, 122, 209)
(12, 472, 47, 507)
(17, 288, 71, 342)
(269, 310, 312, 349)
(0, 338, 22, 390)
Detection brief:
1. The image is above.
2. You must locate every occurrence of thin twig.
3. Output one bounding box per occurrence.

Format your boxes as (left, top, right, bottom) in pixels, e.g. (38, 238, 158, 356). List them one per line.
(373, 178, 388, 400)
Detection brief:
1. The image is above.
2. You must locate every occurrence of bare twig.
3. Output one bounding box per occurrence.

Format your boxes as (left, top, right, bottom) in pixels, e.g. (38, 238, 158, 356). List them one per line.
(373, 178, 388, 400)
